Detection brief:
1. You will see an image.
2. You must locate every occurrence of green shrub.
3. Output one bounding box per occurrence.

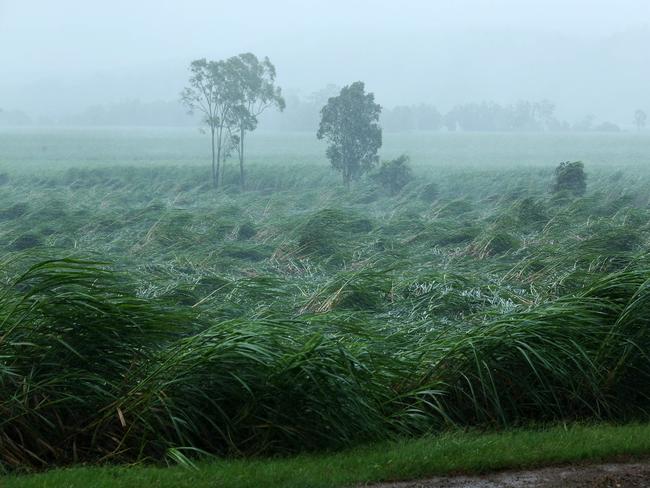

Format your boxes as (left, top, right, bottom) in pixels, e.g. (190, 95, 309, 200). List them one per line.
(552, 161, 587, 196)
(374, 154, 413, 196)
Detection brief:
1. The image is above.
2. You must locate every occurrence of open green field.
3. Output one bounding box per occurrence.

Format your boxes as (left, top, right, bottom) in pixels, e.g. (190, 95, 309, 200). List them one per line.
(2, 128, 650, 477)
(1, 128, 649, 171)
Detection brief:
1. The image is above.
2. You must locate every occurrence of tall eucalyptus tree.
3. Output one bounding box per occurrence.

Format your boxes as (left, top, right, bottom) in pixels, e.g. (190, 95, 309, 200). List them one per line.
(181, 59, 236, 188)
(226, 53, 285, 190)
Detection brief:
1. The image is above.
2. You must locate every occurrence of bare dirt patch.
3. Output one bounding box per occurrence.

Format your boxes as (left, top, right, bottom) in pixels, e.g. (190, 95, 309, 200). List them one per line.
(366, 460, 650, 487)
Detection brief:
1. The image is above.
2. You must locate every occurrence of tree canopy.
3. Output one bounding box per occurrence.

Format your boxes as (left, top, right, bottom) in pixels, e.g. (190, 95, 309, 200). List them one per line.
(317, 82, 382, 188)
(181, 53, 283, 189)
(226, 53, 285, 189)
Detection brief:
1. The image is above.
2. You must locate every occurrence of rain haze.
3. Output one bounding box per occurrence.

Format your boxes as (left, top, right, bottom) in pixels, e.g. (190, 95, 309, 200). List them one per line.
(6, 1, 650, 484)
(1, 0, 649, 125)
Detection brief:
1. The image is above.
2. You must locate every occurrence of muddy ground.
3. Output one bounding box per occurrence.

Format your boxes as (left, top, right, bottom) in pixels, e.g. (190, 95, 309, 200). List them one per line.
(366, 460, 650, 487)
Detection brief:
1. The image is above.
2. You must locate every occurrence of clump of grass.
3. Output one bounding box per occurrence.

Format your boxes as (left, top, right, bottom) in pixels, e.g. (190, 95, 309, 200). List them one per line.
(436, 198, 474, 217)
(430, 222, 481, 247)
(397, 272, 519, 321)
(0, 202, 29, 220)
(237, 222, 257, 240)
(9, 233, 43, 251)
(301, 266, 394, 313)
(470, 231, 522, 257)
(221, 243, 270, 262)
(516, 197, 548, 228)
(580, 224, 643, 255)
(298, 208, 373, 257)
(419, 182, 439, 202)
(0, 259, 193, 468)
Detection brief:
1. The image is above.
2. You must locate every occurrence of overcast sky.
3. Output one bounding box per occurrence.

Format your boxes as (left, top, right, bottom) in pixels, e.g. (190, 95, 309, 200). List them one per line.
(1, 0, 649, 123)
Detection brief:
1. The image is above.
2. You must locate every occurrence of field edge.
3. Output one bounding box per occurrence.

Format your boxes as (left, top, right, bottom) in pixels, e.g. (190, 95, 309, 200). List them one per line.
(4, 422, 650, 488)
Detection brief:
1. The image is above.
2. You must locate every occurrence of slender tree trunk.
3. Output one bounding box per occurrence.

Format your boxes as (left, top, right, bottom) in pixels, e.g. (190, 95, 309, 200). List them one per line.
(343, 167, 350, 190)
(210, 127, 216, 187)
(221, 139, 226, 186)
(215, 125, 222, 188)
(239, 126, 245, 191)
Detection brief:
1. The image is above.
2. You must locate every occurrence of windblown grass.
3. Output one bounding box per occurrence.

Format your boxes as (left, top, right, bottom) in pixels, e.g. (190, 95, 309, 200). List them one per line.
(2, 129, 650, 472)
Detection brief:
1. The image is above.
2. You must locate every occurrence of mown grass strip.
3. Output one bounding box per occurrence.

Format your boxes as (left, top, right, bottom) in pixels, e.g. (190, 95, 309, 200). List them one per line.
(5, 423, 650, 488)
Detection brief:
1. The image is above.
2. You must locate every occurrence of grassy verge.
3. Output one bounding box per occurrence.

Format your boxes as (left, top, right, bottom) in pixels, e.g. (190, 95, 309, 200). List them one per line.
(5, 423, 650, 488)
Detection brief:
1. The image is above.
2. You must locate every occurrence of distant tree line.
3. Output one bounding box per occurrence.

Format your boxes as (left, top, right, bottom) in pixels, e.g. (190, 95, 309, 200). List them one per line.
(262, 95, 628, 133)
(1, 92, 644, 134)
(0, 102, 197, 127)
(444, 100, 560, 132)
(382, 104, 443, 132)
(386, 100, 624, 132)
(64, 100, 193, 127)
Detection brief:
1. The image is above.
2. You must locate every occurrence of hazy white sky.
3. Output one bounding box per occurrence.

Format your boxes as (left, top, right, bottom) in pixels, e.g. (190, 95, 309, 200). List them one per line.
(1, 0, 649, 122)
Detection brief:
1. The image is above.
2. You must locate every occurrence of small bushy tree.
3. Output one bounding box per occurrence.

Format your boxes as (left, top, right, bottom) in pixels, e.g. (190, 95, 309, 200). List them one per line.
(375, 154, 412, 195)
(552, 161, 586, 196)
(317, 82, 382, 188)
